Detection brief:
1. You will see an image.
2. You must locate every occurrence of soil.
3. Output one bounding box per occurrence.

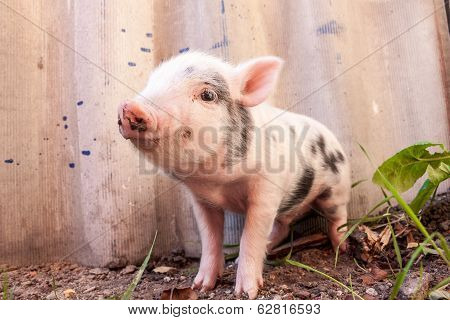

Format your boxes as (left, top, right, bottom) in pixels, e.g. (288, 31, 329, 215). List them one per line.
(2, 191, 449, 300)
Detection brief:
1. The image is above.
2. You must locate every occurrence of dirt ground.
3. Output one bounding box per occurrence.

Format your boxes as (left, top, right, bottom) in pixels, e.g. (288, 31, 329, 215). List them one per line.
(2, 191, 449, 300)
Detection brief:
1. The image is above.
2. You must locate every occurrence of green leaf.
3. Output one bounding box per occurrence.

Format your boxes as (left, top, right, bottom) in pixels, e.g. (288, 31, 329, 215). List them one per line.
(372, 142, 450, 193)
(427, 163, 450, 185)
(409, 164, 449, 214)
(409, 179, 437, 214)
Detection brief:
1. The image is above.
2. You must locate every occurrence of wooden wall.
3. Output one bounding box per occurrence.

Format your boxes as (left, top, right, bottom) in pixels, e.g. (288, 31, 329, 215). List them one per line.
(1, 0, 449, 266)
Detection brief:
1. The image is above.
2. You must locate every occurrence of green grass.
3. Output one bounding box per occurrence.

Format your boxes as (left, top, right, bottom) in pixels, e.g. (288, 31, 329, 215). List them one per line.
(121, 231, 158, 300)
(386, 215, 402, 269)
(286, 259, 364, 300)
(2, 271, 10, 300)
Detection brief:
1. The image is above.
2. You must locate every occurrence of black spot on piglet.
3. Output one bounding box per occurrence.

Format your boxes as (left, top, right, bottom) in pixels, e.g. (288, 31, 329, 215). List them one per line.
(277, 166, 315, 214)
(316, 135, 345, 174)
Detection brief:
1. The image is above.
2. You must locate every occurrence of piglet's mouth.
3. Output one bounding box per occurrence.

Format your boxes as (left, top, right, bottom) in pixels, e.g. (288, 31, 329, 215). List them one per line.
(117, 100, 157, 140)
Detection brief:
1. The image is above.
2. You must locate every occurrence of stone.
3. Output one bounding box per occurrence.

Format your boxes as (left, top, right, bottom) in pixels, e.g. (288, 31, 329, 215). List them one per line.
(46, 290, 63, 300)
(398, 272, 432, 300)
(121, 265, 137, 275)
(296, 289, 311, 299)
(102, 289, 113, 297)
(89, 267, 109, 275)
(365, 288, 378, 296)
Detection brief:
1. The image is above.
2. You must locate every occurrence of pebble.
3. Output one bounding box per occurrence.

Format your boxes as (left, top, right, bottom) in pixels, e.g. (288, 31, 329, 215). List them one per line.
(272, 294, 282, 300)
(282, 293, 293, 299)
(304, 282, 317, 289)
(22, 280, 32, 286)
(13, 288, 24, 297)
(179, 276, 186, 281)
(296, 289, 311, 299)
(280, 284, 289, 291)
(121, 265, 137, 275)
(365, 288, 378, 296)
(102, 289, 113, 297)
(46, 290, 63, 300)
(374, 283, 389, 293)
(225, 290, 232, 294)
(89, 267, 109, 275)
(399, 272, 432, 300)
(163, 276, 171, 283)
(317, 285, 327, 292)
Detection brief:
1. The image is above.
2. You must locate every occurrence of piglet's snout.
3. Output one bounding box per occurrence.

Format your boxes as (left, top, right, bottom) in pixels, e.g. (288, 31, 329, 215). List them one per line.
(117, 100, 156, 139)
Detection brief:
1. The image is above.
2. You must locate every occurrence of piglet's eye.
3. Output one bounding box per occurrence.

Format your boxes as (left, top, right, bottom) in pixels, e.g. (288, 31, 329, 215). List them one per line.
(200, 89, 217, 102)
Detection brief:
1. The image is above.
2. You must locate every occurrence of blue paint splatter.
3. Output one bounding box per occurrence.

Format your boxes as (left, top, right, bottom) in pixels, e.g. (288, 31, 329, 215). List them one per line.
(221, 0, 225, 14)
(128, 62, 136, 67)
(64, 124, 68, 129)
(211, 35, 229, 49)
(121, 28, 126, 32)
(179, 47, 189, 53)
(316, 20, 343, 35)
(81, 150, 91, 156)
(69, 162, 75, 168)
(62, 116, 68, 121)
(77, 101, 84, 106)
(140, 47, 151, 53)
(4, 159, 14, 164)
(146, 32, 153, 38)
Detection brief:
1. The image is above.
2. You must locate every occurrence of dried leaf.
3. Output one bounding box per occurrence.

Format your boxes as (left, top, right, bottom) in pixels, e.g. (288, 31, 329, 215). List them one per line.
(361, 225, 379, 246)
(429, 288, 450, 300)
(63, 289, 76, 299)
(160, 287, 198, 300)
(371, 266, 388, 281)
(407, 233, 418, 249)
(360, 274, 376, 285)
(153, 266, 175, 274)
(378, 226, 391, 251)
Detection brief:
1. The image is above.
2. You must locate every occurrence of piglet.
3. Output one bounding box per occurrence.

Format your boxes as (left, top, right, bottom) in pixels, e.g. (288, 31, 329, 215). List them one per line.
(117, 52, 350, 299)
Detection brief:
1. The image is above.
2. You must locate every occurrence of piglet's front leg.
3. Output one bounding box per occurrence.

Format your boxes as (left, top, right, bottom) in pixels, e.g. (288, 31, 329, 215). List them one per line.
(191, 201, 225, 292)
(235, 190, 278, 299)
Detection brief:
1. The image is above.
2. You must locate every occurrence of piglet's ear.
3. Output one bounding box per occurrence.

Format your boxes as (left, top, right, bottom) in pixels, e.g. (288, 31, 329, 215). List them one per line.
(235, 56, 284, 107)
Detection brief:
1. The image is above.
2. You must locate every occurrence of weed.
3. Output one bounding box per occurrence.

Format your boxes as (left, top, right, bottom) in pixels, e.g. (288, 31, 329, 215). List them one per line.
(2, 271, 10, 300)
(121, 231, 158, 300)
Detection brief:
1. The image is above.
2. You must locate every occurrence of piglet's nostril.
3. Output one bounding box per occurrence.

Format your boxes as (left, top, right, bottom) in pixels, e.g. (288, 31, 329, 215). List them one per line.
(127, 117, 147, 132)
(118, 119, 122, 126)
